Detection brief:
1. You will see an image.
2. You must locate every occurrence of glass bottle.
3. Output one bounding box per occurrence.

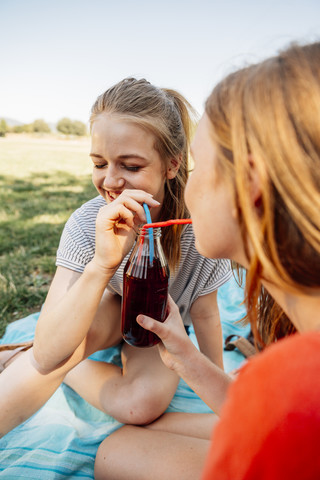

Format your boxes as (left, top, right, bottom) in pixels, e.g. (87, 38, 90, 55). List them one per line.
(121, 227, 169, 348)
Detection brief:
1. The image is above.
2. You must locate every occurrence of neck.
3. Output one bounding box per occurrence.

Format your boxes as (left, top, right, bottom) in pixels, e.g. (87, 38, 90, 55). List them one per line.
(261, 280, 320, 333)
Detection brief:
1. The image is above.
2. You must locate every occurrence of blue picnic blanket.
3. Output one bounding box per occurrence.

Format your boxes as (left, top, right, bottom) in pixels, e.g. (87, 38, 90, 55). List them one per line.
(0, 276, 249, 479)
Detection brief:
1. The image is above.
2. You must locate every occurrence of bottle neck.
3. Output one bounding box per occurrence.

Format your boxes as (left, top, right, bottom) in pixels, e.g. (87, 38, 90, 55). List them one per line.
(138, 227, 162, 240)
(128, 226, 169, 273)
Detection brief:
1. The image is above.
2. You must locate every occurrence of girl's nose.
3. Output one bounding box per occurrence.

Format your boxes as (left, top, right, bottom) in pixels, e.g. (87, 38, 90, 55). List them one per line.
(103, 165, 125, 190)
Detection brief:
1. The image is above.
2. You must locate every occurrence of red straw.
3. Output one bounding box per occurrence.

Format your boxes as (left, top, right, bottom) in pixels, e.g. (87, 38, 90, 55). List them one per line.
(141, 219, 192, 231)
(139, 219, 192, 259)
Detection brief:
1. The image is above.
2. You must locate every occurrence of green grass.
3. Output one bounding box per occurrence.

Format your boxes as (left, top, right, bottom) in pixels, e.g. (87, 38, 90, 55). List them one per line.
(0, 134, 97, 336)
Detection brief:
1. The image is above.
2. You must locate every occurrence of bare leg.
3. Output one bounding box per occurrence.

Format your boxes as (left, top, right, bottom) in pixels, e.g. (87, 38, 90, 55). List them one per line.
(94, 419, 214, 480)
(64, 343, 180, 425)
(0, 292, 122, 437)
(0, 340, 89, 437)
(146, 412, 218, 439)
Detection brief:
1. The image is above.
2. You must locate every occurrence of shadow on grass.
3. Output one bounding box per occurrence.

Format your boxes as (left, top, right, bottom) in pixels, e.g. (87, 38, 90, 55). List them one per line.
(0, 171, 97, 335)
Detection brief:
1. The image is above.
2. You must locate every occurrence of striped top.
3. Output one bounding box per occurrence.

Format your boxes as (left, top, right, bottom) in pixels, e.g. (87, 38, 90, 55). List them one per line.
(56, 195, 232, 326)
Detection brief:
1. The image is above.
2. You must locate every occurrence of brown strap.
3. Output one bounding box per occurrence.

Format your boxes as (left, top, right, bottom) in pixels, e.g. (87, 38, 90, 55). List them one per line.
(0, 341, 34, 373)
(0, 341, 33, 352)
(225, 334, 257, 358)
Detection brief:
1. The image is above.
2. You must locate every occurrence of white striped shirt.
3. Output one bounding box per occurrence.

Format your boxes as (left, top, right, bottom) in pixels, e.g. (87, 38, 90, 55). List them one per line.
(56, 195, 232, 326)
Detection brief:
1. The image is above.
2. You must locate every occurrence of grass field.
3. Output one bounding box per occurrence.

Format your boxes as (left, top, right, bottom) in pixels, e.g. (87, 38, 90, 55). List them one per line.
(0, 134, 97, 336)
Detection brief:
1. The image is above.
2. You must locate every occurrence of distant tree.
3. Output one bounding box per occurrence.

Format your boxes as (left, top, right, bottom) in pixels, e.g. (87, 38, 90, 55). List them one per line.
(32, 119, 51, 133)
(12, 123, 32, 133)
(57, 117, 87, 136)
(12, 125, 24, 133)
(72, 120, 87, 136)
(57, 117, 73, 135)
(0, 119, 9, 137)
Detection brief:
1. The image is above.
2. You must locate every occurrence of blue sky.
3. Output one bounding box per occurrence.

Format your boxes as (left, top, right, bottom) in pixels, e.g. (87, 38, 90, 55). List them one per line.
(1, 0, 319, 125)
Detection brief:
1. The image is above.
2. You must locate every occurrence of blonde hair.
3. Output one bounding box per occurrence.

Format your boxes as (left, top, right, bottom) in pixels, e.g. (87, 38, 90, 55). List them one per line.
(90, 78, 197, 271)
(205, 42, 320, 344)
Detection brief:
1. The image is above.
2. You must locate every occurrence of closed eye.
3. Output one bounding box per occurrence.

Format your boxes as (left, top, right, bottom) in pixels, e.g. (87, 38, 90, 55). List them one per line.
(123, 165, 141, 172)
(94, 163, 107, 169)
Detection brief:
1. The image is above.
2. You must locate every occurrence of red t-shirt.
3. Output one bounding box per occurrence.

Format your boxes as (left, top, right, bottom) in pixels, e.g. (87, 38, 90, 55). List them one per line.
(202, 331, 320, 480)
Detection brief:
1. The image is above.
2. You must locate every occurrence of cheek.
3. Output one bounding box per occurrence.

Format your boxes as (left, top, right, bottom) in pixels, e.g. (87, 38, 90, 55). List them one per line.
(185, 174, 196, 212)
(92, 170, 103, 190)
(147, 169, 167, 196)
(92, 170, 98, 186)
(185, 172, 210, 216)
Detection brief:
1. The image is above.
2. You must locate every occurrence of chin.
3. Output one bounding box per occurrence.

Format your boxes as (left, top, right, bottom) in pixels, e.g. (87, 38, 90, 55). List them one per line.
(195, 238, 230, 260)
(194, 239, 213, 259)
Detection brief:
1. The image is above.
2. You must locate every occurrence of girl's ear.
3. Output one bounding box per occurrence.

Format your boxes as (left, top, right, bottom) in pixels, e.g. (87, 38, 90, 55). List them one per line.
(166, 155, 182, 179)
(248, 155, 262, 208)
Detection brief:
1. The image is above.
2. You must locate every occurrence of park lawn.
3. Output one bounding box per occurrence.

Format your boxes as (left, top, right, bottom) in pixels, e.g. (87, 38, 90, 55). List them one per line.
(0, 134, 97, 336)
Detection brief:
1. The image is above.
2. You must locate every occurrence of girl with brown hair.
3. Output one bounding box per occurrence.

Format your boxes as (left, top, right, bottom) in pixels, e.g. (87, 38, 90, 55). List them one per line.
(0, 78, 231, 434)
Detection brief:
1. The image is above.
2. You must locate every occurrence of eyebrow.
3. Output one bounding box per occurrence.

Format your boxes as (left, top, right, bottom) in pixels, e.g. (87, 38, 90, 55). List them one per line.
(90, 153, 149, 161)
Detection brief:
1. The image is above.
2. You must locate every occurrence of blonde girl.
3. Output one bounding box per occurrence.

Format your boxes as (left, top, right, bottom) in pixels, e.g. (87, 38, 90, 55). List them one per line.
(94, 42, 320, 480)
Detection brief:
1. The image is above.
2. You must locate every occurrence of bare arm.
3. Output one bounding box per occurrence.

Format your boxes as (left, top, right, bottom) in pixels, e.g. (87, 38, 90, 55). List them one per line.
(190, 290, 224, 369)
(137, 296, 232, 415)
(33, 190, 160, 372)
(33, 262, 116, 372)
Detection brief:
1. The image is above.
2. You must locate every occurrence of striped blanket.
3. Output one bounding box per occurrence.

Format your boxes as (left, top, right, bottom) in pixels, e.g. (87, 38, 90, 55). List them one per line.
(0, 276, 248, 479)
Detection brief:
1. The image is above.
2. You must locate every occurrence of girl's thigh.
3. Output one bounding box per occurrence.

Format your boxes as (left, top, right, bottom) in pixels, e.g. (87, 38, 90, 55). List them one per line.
(94, 424, 210, 480)
(145, 412, 218, 440)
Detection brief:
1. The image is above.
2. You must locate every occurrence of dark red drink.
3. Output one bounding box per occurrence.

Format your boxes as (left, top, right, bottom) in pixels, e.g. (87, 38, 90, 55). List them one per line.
(121, 257, 169, 347)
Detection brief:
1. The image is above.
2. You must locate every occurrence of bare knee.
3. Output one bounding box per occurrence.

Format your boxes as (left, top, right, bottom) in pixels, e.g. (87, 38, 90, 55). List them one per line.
(121, 390, 165, 425)
(104, 381, 173, 425)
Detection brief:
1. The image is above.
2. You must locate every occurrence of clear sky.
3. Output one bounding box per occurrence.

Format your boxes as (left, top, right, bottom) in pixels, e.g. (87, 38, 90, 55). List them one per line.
(1, 0, 319, 126)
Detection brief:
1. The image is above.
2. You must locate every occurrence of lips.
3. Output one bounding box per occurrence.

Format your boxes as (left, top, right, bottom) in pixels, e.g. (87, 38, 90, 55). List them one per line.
(105, 190, 121, 202)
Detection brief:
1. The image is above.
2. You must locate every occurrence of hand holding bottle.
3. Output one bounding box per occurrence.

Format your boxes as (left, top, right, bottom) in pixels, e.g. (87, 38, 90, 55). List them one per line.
(137, 296, 232, 414)
(136, 295, 197, 374)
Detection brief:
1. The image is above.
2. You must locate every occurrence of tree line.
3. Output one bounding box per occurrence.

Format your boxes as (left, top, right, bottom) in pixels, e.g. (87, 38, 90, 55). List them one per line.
(0, 117, 87, 137)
